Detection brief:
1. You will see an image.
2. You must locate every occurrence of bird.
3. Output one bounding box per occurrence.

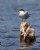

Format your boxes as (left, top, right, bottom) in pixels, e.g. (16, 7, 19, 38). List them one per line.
(18, 9, 30, 22)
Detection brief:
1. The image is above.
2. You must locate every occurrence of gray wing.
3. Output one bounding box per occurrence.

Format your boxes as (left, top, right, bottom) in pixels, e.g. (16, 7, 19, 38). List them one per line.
(24, 11, 30, 19)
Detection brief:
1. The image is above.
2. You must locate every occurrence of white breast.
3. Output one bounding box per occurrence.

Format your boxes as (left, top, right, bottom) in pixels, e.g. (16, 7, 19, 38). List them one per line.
(19, 11, 28, 16)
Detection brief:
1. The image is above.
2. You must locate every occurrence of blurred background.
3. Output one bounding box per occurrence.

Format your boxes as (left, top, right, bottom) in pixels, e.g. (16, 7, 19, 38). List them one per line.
(0, 0, 40, 50)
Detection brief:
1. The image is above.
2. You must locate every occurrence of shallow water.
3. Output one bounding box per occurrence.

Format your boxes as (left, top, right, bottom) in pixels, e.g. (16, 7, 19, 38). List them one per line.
(0, 0, 40, 50)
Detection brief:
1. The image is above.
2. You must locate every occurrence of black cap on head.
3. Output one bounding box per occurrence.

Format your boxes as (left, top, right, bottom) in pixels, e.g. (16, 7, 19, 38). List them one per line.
(19, 9, 24, 11)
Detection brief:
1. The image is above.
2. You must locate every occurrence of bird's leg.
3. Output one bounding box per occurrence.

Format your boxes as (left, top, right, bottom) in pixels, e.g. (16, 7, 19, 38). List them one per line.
(22, 19, 26, 22)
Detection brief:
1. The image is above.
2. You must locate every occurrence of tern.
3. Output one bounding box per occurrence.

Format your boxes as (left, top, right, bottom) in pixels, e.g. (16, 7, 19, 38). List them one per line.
(19, 9, 30, 21)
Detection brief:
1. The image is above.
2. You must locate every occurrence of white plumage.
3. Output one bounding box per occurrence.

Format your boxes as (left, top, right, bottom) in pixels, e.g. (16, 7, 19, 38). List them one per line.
(19, 11, 28, 16)
(19, 9, 30, 19)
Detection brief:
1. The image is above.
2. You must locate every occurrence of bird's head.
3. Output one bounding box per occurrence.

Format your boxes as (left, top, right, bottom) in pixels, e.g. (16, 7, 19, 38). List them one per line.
(19, 9, 24, 11)
(18, 9, 25, 13)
